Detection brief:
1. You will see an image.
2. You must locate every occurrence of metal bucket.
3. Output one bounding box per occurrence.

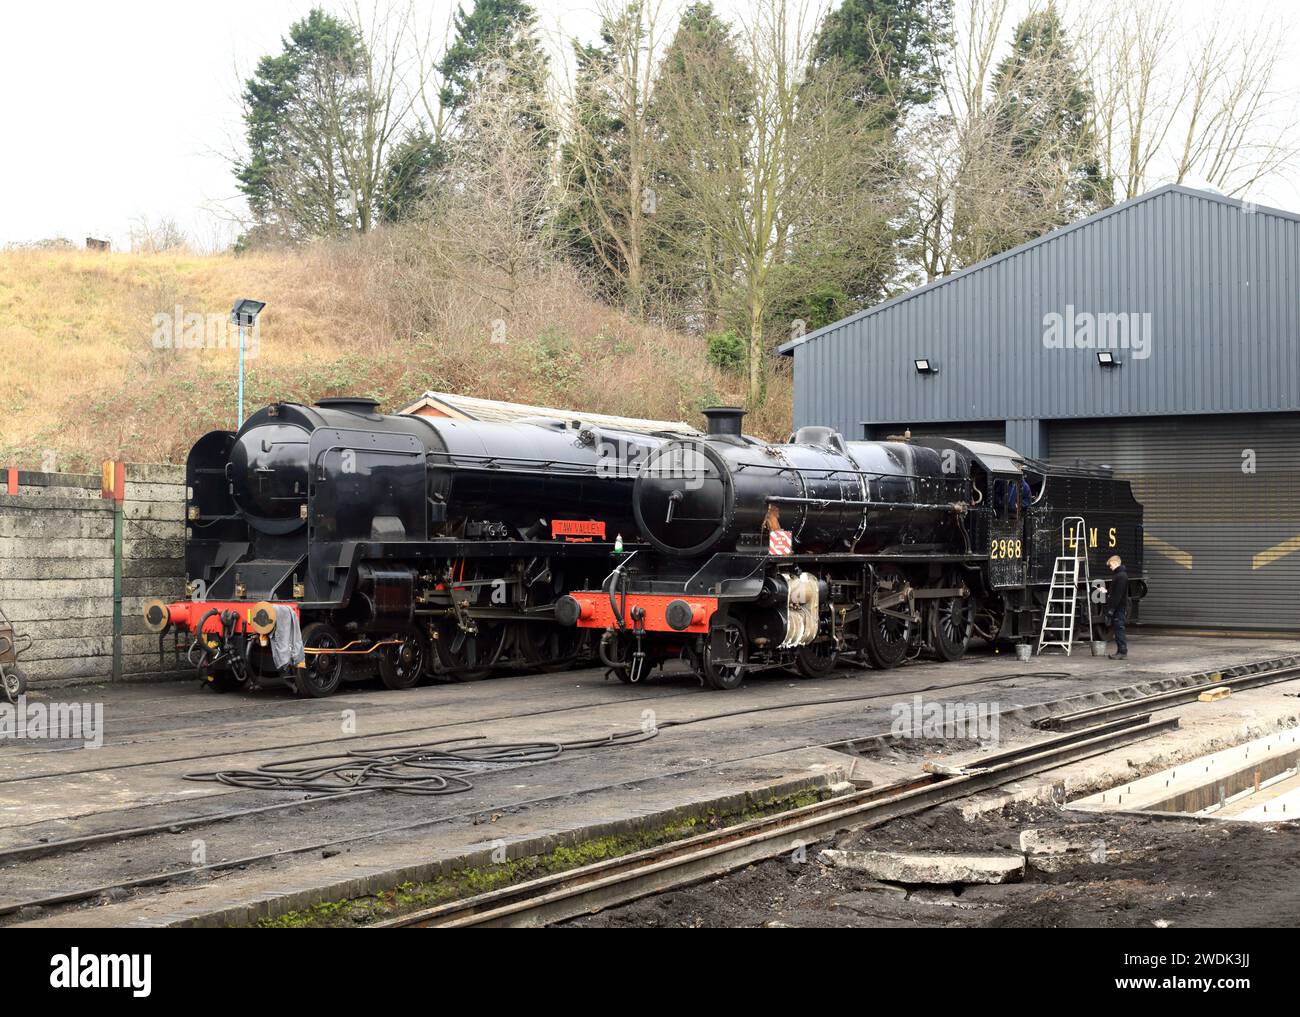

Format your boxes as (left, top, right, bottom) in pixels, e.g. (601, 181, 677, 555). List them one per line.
(1091, 640, 1107, 657)
(1014, 643, 1032, 662)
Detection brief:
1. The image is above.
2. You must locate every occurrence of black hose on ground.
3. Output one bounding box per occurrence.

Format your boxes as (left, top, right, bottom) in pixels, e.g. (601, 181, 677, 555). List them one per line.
(183, 729, 657, 796)
(182, 670, 1065, 796)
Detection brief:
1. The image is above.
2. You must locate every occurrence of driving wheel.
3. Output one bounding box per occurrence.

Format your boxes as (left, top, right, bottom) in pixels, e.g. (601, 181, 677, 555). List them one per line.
(433, 618, 508, 681)
(863, 565, 914, 669)
(516, 583, 587, 672)
(929, 569, 973, 662)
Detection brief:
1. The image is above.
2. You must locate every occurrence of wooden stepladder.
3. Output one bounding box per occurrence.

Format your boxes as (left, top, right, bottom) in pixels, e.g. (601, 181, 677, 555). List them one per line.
(1036, 516, 1096, 655)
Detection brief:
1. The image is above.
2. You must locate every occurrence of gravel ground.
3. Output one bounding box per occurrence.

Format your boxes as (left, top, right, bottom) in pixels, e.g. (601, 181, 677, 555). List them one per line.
(567, 803, 1300, 928)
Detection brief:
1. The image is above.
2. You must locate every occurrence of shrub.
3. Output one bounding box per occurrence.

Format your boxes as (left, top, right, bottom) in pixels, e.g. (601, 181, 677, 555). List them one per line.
(706, 329, 747, 375)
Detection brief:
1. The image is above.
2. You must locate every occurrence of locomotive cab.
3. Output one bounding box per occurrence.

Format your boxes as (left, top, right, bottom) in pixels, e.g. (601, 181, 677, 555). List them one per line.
(911, 438, 1032, 589)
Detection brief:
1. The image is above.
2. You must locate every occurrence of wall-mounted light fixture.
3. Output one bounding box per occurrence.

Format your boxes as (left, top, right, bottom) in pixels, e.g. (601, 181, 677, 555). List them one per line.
(914, 358, 938, 375)
(1096, 351, 1121, 368)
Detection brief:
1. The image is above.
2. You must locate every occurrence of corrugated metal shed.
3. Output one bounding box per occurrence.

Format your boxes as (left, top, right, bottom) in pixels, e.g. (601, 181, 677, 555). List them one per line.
(781, 184, 1300, 449)
(782, 183, 1300, 631)
(398, 391, 700, 436)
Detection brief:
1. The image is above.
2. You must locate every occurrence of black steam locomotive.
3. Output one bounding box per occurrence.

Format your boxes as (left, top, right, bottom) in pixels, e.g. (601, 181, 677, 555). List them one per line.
(554, 408, 1146, 689)
(143, 397, 676, 695)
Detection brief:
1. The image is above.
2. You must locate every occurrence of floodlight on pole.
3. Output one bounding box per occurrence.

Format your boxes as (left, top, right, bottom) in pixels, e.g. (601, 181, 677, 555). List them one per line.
(230, 299, 266, 426)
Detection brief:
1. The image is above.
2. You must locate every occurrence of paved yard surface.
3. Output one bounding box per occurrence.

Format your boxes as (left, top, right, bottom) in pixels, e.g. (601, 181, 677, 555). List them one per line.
(2, 633, 1298, 927)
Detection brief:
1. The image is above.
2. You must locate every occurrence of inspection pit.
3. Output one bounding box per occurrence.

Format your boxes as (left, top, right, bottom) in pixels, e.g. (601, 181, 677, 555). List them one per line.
(1069, 730, 1300, 822)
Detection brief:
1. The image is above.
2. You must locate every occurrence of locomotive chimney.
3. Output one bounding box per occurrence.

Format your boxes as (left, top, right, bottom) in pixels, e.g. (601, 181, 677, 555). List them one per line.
(702, 406, 746, 437)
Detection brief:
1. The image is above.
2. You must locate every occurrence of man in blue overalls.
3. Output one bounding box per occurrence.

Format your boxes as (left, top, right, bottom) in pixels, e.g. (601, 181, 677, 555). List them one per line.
(1105, 555, 1129, 660)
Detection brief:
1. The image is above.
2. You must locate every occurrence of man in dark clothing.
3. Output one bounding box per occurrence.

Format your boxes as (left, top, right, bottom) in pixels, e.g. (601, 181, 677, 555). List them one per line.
(1105, 555, 1129, 659)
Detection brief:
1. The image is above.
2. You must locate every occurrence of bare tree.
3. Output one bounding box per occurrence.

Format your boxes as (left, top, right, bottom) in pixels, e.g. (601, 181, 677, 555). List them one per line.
(334, 0, 422, 232)
(905, 0, 1110, 277)
(947, 0, 1011, 122)
(129, 215, 190, 254)
(420, 49, 557, 317)
(904, 0, 1014, 282)
(409, 4, 454, 151)
(1078, 1, 1299, 198)
(903, 0, 1298, 285)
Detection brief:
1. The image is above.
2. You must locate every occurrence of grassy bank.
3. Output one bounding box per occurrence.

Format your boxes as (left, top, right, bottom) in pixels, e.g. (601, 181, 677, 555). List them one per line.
(0, 244, 793, 471)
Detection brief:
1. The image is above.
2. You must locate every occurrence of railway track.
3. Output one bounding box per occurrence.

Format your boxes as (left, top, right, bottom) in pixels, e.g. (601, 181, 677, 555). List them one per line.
(377, 713, 1179, 928)
(379, 656, 1300, 929)
(8, 654, 1297, 925)
(0, 669, 1054, 918)
(0, 668, 1050, 864)
(1034, 655, 1300, 732)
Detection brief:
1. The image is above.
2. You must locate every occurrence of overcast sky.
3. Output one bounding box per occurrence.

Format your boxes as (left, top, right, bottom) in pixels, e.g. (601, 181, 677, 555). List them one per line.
(1, 0, 1297, 251)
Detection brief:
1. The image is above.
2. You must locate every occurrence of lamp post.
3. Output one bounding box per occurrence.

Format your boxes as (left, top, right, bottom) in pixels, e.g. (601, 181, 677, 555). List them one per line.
(230, 298, 266, 426)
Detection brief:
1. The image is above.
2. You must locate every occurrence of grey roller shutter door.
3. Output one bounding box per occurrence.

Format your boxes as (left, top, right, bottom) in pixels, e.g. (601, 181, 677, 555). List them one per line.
(865, 421, 1007, 444)
(1047, 413, 1300, 631)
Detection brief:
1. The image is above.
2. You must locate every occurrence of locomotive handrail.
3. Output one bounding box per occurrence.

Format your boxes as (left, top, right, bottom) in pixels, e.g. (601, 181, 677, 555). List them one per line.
(732, 460, 969, 487)
(765, 495, 969, 514)
(423, 450, 629, 477)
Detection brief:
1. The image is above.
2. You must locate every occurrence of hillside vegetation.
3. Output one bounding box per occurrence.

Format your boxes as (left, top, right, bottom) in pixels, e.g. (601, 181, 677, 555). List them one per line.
(0, 246, 793, 472)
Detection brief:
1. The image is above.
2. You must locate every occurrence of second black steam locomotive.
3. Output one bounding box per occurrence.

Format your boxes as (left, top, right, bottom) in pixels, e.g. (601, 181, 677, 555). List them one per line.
(555, 408, 1146, 688)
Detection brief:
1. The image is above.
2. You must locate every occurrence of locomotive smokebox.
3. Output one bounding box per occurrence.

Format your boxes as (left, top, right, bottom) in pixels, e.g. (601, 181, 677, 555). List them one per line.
(702, 407, 746, 437)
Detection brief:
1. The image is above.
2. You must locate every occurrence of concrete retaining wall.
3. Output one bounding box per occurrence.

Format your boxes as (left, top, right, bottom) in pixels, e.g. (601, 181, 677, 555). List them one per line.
(0, 464, 186, 684)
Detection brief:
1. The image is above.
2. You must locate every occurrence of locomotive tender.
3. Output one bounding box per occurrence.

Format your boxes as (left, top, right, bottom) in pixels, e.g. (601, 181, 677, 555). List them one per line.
(554, 408, 1146, 689)
(143, 397, 676, 695)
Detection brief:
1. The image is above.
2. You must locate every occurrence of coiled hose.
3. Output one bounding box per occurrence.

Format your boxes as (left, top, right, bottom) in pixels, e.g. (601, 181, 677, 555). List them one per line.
(184, 729, 656, 797)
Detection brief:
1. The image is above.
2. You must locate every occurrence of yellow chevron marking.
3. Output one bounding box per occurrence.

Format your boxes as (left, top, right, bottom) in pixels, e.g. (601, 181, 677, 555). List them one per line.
(1253, 535, 1300, 570)
(1143, 534, 1193, 570)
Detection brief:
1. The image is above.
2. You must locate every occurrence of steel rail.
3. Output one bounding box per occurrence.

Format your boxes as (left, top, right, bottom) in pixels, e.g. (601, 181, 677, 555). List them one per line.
(379, 714, 1178, 928)
(1034, 656, 1300, 732)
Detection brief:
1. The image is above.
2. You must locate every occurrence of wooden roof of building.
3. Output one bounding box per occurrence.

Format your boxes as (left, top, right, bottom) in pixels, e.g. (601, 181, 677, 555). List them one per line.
(397, 391, 700, 436)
